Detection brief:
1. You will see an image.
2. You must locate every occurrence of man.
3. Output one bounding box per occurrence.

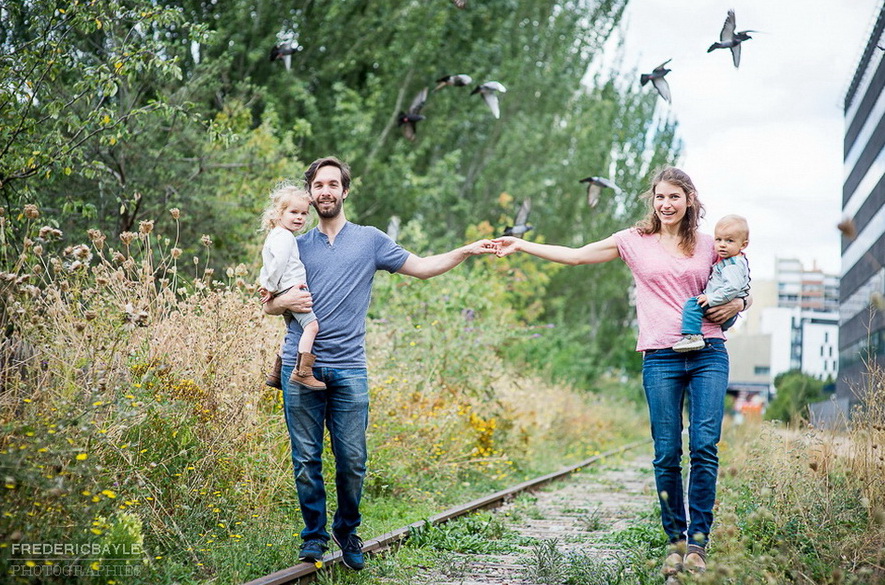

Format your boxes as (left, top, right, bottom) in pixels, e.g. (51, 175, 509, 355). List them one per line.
(264, 156, 496, 570)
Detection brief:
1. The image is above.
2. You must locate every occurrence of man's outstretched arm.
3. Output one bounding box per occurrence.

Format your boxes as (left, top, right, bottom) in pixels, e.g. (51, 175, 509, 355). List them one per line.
(396, 239, 497, 280)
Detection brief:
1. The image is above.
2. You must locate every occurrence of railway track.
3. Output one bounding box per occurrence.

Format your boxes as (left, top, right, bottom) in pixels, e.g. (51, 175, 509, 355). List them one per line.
(242, 438, 652, 585)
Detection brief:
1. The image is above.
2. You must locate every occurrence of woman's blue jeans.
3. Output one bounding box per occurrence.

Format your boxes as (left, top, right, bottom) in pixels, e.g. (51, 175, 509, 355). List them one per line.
(281, 364, 369, 542)
(642, 339, 729, 548)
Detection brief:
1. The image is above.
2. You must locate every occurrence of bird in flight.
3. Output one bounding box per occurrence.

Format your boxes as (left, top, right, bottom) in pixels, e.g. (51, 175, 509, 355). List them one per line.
(640, 59, 672, 103)
(397, 86, 429, 141)
(434, 74, 473, 91)
(707, 9, 756, 68)
(386, 216, 400, 241)
(471, 81, 507, 119)
(502, 198, 533, 237)
(269, 41, 300, 71)
(579, 176, 622, 208)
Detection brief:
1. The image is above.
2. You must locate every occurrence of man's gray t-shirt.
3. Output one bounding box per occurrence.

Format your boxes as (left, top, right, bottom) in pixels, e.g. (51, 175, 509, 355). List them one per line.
(281, 222, 409, 368)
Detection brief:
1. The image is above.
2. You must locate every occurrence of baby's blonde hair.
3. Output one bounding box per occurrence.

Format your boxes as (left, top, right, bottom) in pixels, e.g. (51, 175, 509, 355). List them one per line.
(716, 214, 749, 241)
(260, 182, 313, 232)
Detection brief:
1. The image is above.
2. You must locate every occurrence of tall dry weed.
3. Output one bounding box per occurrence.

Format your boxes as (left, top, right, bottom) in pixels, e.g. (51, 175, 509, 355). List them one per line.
(849, 359, 885, 511)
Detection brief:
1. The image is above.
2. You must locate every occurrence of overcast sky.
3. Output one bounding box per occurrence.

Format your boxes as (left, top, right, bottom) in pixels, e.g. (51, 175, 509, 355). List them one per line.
(609, 0, 881, 280)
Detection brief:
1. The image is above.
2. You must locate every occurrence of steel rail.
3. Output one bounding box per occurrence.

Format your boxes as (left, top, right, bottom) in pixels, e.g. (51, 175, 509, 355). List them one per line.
(242, 438, 651, 585)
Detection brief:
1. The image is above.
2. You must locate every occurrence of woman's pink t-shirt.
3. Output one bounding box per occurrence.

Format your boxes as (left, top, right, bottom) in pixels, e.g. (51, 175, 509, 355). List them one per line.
(613, 228, 723, 351)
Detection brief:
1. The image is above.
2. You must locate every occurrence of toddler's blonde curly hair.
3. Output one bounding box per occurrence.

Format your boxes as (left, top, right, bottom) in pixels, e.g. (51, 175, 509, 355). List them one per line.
(260, 182, 314, 232)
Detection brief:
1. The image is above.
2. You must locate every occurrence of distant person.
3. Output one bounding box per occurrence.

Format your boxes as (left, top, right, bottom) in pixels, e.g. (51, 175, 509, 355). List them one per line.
(672, 214, 750, 352)
(264, 156, 497, 571)
(258, 184, 326, 391)
(493, 167, 748, 577)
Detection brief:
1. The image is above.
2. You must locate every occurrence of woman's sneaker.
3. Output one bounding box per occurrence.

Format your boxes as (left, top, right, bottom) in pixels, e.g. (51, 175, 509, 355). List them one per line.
(332, 531, 365, 570)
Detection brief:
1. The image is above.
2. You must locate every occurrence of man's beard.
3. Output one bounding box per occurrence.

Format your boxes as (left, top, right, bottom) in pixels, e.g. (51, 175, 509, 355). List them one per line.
(314, 198, 342, 219)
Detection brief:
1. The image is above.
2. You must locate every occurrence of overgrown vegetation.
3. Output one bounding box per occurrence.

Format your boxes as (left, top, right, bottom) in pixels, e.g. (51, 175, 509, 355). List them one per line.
(0, 205, 647, 583)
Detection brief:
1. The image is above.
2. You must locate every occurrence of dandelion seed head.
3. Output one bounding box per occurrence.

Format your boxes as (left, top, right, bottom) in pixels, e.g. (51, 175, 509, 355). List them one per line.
(119, 232, 136, 246)
(87, 229, 106, 247)
(138, 220, 154, 235)
(69, 244, 92, 261)
(23, 204, 39, 219)
(33, 245, 43, 256)
(169, 208, 180, 219)
(39, 226, 63, 239)
(200, 234, 212, 247)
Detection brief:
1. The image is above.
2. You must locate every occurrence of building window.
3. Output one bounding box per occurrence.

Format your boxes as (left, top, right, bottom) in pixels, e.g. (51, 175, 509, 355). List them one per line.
(754, 366, 770, 376)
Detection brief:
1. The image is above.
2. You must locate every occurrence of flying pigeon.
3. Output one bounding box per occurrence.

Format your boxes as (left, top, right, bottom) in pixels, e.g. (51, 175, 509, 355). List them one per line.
(578, 176, 622, 208)
(501, 198, 533, 237)
(397, 86, 429, 141)
(434, 74, 473, 91)
(471, 81, 507, 119)
(386, 216, 400, 241)
(269, 41, 300, 71)
(707, 9, 755, 68)
(640, 59, 672, 103)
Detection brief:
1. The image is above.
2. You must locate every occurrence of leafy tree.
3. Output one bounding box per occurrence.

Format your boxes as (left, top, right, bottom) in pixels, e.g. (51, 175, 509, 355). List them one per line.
(3, 0, 680, 384)
(0, 0, 304, 270)
(765, 370, 828, 424)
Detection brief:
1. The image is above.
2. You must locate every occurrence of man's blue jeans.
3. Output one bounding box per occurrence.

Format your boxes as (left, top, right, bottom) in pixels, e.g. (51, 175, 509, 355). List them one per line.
(281, 364, 369, 542)
(641, 339, 729, 548)
(681, 297, 737, 334)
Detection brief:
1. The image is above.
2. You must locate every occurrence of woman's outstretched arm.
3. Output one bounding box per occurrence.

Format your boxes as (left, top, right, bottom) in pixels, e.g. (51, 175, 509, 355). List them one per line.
(493, 235, 621, 266)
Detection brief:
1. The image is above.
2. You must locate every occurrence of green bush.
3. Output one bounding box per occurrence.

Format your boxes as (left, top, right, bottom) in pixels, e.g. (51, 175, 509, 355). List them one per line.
(765, 370, 828, 424)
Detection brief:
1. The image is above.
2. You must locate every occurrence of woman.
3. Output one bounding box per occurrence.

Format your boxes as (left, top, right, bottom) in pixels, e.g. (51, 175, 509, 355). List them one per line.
(494, 167, 745, 576)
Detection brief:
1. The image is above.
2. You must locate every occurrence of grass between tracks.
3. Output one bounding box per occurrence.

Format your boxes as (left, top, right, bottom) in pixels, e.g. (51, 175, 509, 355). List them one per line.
(0, 206, 647, 584)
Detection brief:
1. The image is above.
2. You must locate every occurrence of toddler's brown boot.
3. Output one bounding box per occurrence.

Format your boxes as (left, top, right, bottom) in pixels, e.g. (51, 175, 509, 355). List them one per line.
(265, 354, 282, 389)
(289, 352, 326, 390)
